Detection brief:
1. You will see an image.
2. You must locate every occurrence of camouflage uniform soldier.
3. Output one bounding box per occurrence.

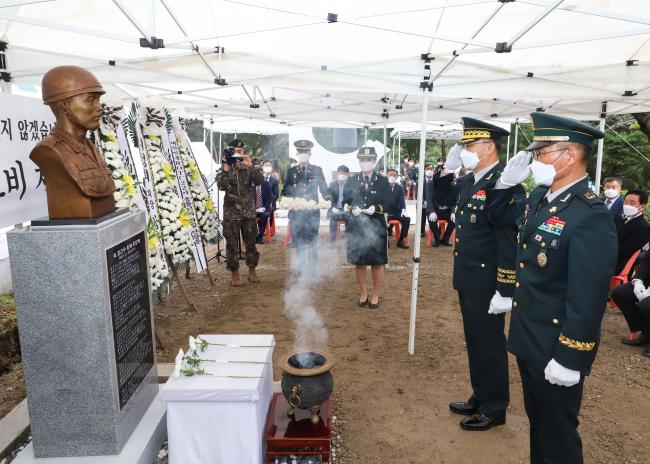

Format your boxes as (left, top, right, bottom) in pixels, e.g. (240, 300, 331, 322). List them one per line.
(216, 139, 264, 286)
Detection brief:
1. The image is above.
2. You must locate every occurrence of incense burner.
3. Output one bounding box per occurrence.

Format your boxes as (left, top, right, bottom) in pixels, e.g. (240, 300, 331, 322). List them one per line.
(279, 350, 334, 424)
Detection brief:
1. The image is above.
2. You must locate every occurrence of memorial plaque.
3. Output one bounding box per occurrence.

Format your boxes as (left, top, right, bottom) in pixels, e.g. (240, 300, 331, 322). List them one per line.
(106, 231, 154, 409)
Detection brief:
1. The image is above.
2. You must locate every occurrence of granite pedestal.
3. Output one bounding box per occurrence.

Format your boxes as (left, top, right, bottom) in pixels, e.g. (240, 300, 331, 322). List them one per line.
(8, 209, 158, 459)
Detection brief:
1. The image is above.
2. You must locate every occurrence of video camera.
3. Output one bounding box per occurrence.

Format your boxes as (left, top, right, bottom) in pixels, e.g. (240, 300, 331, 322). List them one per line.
(223, 146, 243, 165)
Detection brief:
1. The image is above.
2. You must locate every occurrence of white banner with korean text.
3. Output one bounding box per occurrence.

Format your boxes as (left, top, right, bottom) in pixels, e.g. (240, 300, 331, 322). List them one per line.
(0, 94, 55, 227)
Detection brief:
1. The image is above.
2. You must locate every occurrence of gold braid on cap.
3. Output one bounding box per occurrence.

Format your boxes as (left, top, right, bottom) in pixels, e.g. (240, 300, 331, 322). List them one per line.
(461, 129, 491, 142)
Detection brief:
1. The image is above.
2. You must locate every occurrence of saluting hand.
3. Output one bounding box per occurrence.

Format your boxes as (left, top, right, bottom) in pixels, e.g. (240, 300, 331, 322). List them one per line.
(443, 144, 462, 171)
(499, 150, 532, 187)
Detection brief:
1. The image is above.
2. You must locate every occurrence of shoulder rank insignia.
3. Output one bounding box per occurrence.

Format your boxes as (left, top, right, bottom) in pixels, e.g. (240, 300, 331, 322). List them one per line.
(584, 191, 596, 200)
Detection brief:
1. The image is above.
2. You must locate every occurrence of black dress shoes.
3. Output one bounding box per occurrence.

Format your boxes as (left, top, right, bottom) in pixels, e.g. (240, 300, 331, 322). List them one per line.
(432, 240, 440, 248)
(449, 401, 479, 416)
(397, 241, 410, 249)
(622, 333, 650, 346)
(460, 413, 506, 431)
(441, 241, 453, 247)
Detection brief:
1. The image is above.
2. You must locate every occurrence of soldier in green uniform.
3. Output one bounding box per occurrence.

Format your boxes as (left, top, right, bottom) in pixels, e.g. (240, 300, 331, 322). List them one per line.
(282, 140, 331, 269)
(440, 118, 525, 431)
(487, 113, 617, 463)
(215, 139, 264, 287)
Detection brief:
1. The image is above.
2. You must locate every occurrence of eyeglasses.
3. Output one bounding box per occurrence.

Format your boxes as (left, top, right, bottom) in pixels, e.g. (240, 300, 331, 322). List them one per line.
(532, 147, 569, 161)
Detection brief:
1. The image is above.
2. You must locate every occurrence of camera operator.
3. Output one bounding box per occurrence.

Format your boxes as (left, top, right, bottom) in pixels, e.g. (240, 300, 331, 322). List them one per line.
(215, 139, 264, 286)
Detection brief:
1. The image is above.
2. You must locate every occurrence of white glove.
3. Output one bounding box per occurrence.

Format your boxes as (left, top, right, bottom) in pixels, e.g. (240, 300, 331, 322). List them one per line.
(488, 290, 512, 314)
(450, 213, 456, 223)
(351, 206, 362, 216)
(401, 208, 408, 218)
(443, 144, 463, 171)
(428, 212, 437, 223)
(361, 205, 375, 215)
(331, 207, 343, 215)
(633, 279, 646, 301)
(255, 207, 266, 213)
(499, 151, 532, 187)
(544, 358, 580, 387)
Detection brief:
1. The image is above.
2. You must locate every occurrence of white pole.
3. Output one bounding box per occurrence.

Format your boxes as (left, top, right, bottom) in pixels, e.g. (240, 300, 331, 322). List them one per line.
(391, 132, 396, 169)
(398, 131, 401, 168)
(408, 91, 429, 355)
(506, 135, 511, 162)
(383, 118, 388, 173)
(513, 119, 519, 155)
(364, 126, 368, 144)
(594, 101, 607, 194)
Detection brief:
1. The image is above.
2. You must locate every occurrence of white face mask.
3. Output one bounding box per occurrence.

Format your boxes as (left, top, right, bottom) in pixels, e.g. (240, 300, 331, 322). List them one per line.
(459, 149, 480, 170)
(298, 153, 310, 163)
(623, 204, 639, 218)
(425, 170, 434, 178)
(359, 161, 374, 173)
(263, 166, 273, 174)
(604, 188, 619, 199)
(530, 150, 569, 187)
(388, 176, 397, 184)
(338, 174, 348, 182)
(529, 160, 556, 187)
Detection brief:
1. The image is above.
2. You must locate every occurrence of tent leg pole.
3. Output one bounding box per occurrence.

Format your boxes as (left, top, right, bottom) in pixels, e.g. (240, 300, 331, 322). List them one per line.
(594, 102, 607, 194)
(408, 90, 429, 355)
(383, 118, 387, 173)
(506, 135, 511, 162)
(398, 132, 401, 168)
(513, 119, 519, 155)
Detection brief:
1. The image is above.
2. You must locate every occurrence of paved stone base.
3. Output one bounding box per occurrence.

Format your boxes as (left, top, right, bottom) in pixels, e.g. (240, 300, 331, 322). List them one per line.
(12, 390, 166, 464)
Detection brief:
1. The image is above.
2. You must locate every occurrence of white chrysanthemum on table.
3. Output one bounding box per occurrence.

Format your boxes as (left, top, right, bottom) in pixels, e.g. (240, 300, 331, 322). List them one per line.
(278, 196, 332, 210)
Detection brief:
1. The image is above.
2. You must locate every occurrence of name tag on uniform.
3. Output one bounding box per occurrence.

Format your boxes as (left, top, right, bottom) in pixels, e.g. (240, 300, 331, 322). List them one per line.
(537, 216, 566, 236)
(471, 189, 487, 201)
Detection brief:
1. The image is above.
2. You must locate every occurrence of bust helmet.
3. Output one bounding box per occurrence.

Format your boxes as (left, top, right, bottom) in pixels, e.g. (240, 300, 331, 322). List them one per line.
(41, 66, 105, 105)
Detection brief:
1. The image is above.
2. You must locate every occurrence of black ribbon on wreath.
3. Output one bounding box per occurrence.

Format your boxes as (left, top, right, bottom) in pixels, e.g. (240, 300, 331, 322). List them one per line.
(100, 103, 123, 129)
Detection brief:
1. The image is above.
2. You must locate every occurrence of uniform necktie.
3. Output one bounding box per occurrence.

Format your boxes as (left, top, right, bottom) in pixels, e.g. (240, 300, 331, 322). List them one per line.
(364, 175, 369, 188)
(255, 185, 262, 208)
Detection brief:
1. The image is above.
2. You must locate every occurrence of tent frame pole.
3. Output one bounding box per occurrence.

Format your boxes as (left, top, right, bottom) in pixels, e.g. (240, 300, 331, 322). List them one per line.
(408, 90, 429, 355)
(594, 101, 607, 194)
(513, 118, 519, 154)
(383, 118, 388, 173)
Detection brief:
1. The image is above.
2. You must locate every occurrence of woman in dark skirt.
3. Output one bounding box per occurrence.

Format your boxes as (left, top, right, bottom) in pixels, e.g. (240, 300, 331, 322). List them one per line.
(343, 147, 391, 309)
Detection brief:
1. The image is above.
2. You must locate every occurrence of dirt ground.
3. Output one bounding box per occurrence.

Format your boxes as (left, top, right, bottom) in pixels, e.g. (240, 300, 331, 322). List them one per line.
(1, 223, 649, 463)
(154, 226, 650, 464)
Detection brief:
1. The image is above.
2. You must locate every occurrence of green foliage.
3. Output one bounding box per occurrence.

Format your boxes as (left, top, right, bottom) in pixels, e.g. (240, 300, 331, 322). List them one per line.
(0, 294, 15, 308)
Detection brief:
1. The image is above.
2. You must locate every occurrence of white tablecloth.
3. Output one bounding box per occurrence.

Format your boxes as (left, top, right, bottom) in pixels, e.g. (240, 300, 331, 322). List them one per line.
(161, 334, 275, 464)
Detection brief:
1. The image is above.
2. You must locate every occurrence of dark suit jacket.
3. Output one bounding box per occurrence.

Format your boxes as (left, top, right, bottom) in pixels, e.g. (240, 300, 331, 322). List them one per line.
(632, 243, 650, 284)
(432, 171, 457, 210)
(328, 181, 347, 209)
(386, 183, 406, 217)
(614, 214, 650, 273)
(424, 178, 435, 214)
(605, 196, 624, 219)
(265, 175, 279, 210)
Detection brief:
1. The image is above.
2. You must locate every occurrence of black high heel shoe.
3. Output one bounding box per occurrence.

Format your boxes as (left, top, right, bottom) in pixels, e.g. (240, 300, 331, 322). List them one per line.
(369, 298, 380, 309)
(358, 298, 369, 307)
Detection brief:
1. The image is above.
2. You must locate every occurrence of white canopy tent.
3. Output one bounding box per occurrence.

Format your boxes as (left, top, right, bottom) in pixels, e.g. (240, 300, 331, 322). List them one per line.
(2, 0, 650, 353)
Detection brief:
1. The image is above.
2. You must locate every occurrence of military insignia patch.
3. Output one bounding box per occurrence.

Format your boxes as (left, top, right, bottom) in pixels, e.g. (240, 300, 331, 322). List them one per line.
(534, 234, 542, 242)
(537, 216, 566, 236)
(364, 148, 370, 155)
(471, 189, 487, 201)
(537, 252, 548, 267)
(549, 206, 557, 213)
(470, 213, 477, 224)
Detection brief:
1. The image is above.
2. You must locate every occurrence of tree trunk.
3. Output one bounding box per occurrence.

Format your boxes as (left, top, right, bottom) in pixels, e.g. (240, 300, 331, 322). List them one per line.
(633, 113, 650, 139)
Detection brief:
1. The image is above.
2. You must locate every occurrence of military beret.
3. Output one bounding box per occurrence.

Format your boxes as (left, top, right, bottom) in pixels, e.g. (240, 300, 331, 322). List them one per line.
(294, 139, 314, 150)
(228, 138, 244, 148)
(357, 146, 377, 160)
(460, 117, 510, 144)
(526, 112, 605, 150)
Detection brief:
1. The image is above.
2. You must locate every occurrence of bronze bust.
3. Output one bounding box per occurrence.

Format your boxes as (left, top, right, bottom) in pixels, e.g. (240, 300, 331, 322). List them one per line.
(30, 66, 116, 220)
